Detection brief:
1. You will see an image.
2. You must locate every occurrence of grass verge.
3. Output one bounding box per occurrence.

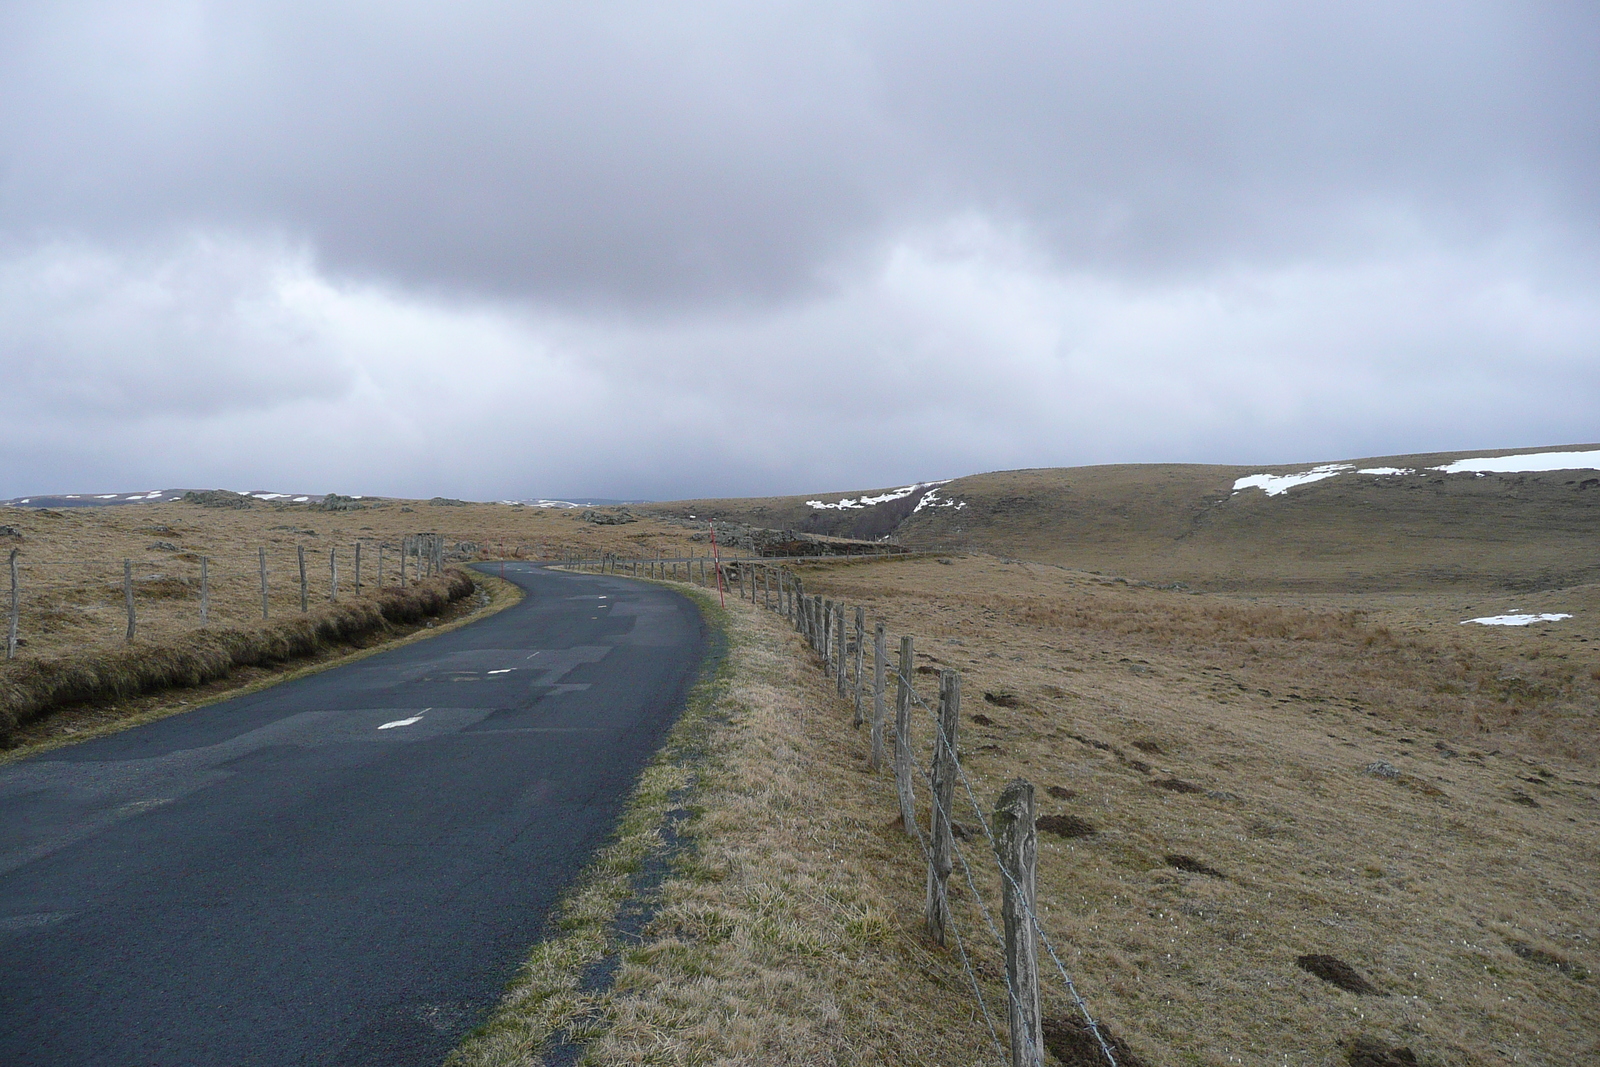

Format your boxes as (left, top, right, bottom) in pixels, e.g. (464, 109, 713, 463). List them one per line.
(447, 581, 1017, 1067)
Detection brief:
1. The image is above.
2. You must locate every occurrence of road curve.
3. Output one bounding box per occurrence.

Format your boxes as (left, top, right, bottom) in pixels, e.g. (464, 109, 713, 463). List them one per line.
(0, 564, 708, 1066)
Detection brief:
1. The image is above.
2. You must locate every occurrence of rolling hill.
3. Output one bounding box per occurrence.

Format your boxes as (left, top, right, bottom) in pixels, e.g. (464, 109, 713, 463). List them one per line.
(638, 444, 1600, 591)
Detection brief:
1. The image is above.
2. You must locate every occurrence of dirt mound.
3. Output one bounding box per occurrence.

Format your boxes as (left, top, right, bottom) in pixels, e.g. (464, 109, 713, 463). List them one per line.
(1297, 954, 1378, 994)
(1165, 854, 1225, 878)
(1346, 1035, 1419, 1066)
(1042, 1015, 1149, 1067)
(1037, 814, 1097, 838)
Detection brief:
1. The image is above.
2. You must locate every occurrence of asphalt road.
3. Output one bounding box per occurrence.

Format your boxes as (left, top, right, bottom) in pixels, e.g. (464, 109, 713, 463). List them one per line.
(0, 564, 708, 1066)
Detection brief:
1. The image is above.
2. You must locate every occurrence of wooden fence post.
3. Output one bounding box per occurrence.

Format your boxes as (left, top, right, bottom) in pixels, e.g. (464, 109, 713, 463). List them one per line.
(329, 547, 338, 601)
(354, 542, 362, 593)
(996, 778, 1043, 1067)
(259, 546, 269, 619)
(123, 559, 136, 642)
(895, 634, 916, 832)
(378, 544, 385, 588)
(297, 545, 308, 612)
(200, 556, 210, 628)
(400, 538, 409, 585)
(852, 606, 866, 726)
(926, 669, 960, 944)
(835, 605, 848, 696)
(7, 548, 18, 660)
(870, 622, 887, 770)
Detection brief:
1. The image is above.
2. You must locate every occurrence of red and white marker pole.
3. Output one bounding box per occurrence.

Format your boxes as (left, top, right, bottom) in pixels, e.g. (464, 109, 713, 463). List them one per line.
(708, 521, 726, 608)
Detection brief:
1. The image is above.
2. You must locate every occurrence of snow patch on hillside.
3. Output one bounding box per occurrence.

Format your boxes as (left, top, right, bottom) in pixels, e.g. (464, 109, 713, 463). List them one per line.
(1232, 464, 1352, 496)
(807, 480, 949, 510)
(1234, 447, 1600, 497)
(1430, 449, 1600, 475)
(1462, 613, 1572, 626)
(914, 487, 967, 511)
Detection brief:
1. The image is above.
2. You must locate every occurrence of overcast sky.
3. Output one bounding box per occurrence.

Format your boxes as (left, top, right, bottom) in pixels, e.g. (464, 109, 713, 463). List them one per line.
(2, 1, 1596, 500)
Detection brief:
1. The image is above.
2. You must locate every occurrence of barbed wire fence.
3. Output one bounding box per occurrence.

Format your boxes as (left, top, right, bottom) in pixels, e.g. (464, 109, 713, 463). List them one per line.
(568, 552, 1123, 1067)
(4, 534, 459, 661)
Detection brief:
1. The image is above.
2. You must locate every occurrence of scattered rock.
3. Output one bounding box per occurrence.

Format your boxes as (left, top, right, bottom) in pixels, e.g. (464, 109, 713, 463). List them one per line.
(1364, 761, 1401, 779)
(983, 691, 1023, 708)
(182, 489, 253, 509)
(1046, 785, 1077, 800)
(428, 497, 469, 507)
(936, 557, 954, 565)
(1041, 1016, 1149, 1067)
(1296, 954, 1378, 994)
(0, 524, 21, 540)
(1165, 854, 1225, 878)
(582, 508, 635, 525)
(1153, 777, 1203, 794)
(1346, 1036, 1419, 1066)
(319, 493, 366, 511)
(148, 541, 181, 552)
(1037, 814, 1097, 839)
(1205, 790, 1243, 801)
(400, 506, 414, 512)
(140, 524, 176, 535)
(969, 713, 995, 726)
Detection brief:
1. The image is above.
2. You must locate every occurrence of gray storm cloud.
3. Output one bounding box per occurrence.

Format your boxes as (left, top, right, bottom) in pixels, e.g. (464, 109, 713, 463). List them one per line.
(1, 1, 1596, 498)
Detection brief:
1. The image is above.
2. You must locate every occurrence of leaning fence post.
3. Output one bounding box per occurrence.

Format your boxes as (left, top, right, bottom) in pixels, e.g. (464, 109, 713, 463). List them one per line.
(329, 547, 338, 601)
(298, 545, 308, 612)
(926, 669, 960, 944)
(835, 605, 848, 696)
(870, 622, 887, 770)
(7, 548, 19, 660)
(200, 556, 210, 628)
(852, 606, 866, 726)
(996, 778, 1043, 1067)
(822, 598, 833, 666)
(354, 542, 362, 593)
(896, 634, 916, 832)
(123, 559, 136, 642)
(259, 546, 269, 619)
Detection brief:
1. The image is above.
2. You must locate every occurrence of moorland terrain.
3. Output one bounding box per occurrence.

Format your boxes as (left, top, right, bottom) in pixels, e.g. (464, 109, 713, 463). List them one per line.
(4, 444, 1597, 1066)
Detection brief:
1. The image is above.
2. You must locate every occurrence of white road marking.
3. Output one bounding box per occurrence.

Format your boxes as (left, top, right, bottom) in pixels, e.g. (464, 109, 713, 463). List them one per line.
(487, 669, 513, 674)
(379, 708, 430, 730)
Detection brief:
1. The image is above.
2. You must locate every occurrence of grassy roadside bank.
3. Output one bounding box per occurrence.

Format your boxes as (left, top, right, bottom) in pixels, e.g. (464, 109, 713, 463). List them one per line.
(449, 582, 1008, 1067)
(0, 568, 521, 760)
(455, 555, 1599, 1067)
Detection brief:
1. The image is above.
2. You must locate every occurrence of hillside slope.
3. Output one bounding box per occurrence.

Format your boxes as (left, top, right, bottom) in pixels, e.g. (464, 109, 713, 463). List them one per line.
(639, 444, 1600, 591)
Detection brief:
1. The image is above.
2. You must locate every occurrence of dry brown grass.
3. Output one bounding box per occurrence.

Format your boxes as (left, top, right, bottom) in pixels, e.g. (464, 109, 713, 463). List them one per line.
(1, 497, 715, 662)
(0, 568, 475, 744)
(481, 554, 1597, 1065)
(769, 554, 1600, 1066)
